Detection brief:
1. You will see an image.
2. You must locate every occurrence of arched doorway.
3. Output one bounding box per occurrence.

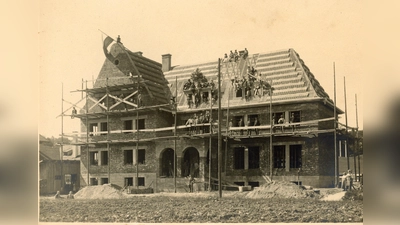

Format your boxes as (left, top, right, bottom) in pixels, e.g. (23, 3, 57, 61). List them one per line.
(182, 147, 200, 178)
(160, 148, 174, 177)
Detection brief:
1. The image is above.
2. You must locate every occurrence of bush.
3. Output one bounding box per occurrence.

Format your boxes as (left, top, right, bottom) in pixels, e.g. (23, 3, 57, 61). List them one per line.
(343, 189, 363, 201)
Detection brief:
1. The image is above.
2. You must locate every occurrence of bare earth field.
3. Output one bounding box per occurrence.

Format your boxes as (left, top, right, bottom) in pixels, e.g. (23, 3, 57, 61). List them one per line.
(40, 190, 363, 223)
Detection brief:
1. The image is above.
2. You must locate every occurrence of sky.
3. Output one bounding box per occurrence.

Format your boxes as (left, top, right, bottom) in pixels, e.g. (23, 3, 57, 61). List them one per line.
(38, 0, 366, 138)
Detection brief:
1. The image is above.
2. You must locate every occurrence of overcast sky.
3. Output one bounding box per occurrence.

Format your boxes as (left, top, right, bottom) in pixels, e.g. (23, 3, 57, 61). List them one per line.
(38, 0, 366, 137)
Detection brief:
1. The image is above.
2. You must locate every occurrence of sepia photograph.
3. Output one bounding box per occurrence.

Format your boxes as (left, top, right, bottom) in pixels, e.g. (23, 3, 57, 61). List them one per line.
(7, 0, 400, 224)
(36, 1, 369, 224)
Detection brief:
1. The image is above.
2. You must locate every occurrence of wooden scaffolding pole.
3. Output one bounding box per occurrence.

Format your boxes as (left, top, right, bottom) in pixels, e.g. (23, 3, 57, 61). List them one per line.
(225, 81, 230, 175)
(334, 63, 338, 187)
(217, 58, 222, 198)
(269, 80, 273, 181)
(106, 78, 110, 183)
(86, 80, 90, 186)
(174, 76, 177, 193)
(208, 80, 213, 191)
(355, 94, 360, 181)
(60, 83, 64, 192)
(344, 76, 350, 171)
(136, 73, 140, 188)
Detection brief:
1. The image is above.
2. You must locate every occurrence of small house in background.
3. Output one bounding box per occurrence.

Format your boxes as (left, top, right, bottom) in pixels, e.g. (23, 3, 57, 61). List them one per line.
(39, 134, 80, 195)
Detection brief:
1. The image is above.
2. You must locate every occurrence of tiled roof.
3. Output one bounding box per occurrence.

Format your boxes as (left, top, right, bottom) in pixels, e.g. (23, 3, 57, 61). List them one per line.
(40, 144, 60, 161)
(93, 43, 171, 105)
(164, 49, 333, 111)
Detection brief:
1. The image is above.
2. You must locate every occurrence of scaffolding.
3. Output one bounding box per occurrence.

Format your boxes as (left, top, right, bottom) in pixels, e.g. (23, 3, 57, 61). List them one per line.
(57, 42, 361, 193)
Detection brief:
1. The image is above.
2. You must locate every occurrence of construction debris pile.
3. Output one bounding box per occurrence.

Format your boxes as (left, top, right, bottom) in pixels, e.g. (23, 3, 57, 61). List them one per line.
(74, 184, 127, 199)
(245, 181, 319, 199)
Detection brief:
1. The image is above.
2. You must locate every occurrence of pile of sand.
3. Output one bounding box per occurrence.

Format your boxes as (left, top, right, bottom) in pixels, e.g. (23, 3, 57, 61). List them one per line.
(245, 181, 318, 199)
(74, 184, 127, 199)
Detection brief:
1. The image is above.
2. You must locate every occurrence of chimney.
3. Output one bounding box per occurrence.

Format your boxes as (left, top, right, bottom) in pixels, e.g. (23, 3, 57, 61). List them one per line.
(162, 54, 172, 72)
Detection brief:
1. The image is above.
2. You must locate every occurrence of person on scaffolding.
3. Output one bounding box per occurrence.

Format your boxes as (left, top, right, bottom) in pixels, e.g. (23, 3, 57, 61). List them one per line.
(71, 107, 77, 119)
(278, 115, 285, 132)
(223, 53, 228, 63)
(254, 117, 260, 135)
(229, 119, 234, 136)
(234, 50, 239, 62)
(229, 50, 234, 62)
(243, 48, 248, 59)
(185, 117, 194, 135)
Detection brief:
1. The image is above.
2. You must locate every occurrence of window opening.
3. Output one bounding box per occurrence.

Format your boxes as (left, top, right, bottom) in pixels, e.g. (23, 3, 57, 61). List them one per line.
(101, 151, 108, 165)
(101, 178, 108, 185)
(273, 112, 285, 125)
(124, 150, 133, 165)
(248, 146, 260, 169)
(90, 178, 98, 186)
(233, 116, 244, 135)
(273, 145, 285, 168)
(290, 145, 302, 168)
(234, 147, 245, 169)
(234, 182, 245, 186)
(161, 148, 174, 177)
(289, 111, 301, 123)
(125, 177, 133, 186)
(292, 181, 302, 185)
(89, 123, 98, 136)
(65, 174, 71, 185)
(90, 152, 98, 165)
(124, 120, 133, 133)
(136, 119, 145, 129)
(100, 122, 107, 135)
(248, 181, 260, 188)
(138, 177, 145, 186)
(182, 147, 200, 178)
(138, 149, 145, 164)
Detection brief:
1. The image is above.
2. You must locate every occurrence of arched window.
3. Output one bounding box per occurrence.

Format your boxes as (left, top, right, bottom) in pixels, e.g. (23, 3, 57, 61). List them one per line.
(182, 147, 200, 178)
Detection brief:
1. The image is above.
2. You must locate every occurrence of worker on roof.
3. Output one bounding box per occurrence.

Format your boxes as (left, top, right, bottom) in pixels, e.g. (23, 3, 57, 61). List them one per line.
(223, 53, 228, 63)
(234, 50, 239, 62)
(243, 48, 248, 59)
(229, 50, 234, 62)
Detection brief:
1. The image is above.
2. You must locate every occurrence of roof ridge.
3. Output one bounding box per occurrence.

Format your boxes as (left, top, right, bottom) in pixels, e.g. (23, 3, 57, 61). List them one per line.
(289, 49, 330, 99)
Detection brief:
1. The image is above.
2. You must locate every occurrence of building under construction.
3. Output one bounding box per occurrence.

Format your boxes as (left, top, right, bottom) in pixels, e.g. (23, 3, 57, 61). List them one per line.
(63, 36, 360, 192)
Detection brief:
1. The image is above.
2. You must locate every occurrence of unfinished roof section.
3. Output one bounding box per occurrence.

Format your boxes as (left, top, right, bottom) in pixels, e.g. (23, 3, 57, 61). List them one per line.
(163, 48, 335, 111)
(93, 42, 171, 105)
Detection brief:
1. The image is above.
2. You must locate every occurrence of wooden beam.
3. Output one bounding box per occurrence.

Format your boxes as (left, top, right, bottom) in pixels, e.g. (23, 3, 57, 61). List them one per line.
(108, 91, 138, 110)
(89, 94, 107, 111)
(108, 93, 138, 108)
(88, 96, 107, 110)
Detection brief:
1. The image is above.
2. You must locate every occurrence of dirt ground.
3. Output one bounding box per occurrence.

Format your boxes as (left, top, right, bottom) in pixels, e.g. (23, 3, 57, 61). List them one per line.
(40, 186, 363, 223)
